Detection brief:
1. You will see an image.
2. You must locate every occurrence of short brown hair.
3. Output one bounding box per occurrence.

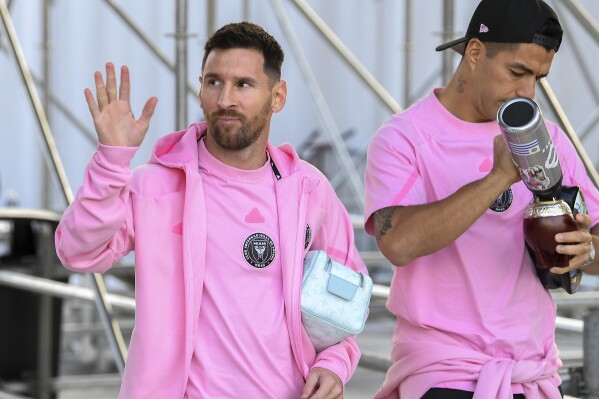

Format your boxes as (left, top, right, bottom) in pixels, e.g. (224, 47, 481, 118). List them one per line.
(202, 22, 284, 84)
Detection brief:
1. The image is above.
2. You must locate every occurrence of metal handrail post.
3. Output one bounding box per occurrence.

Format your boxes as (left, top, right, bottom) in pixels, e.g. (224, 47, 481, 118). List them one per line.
(289, 0, 401, 114)
(207, 0, 216, 38)
(0, 1, 72, 206)
(36, 224, 54, 399)
(403, 0, 413, 105)
(551, 2, 599, 105)
(270, 0, 365, 209)
(557, 0, 599, 45)
(175, 0, 188, 130)
(538, 79, 599, 187)
(441, 0, 455, 86)
(583, 311, 599, 399)
(0, 270, 136, 312)
(42, 0, 52, 209)
(31, 72, 97, 145)
(103, 0, 199, 97)
(0, 0, 127, 374)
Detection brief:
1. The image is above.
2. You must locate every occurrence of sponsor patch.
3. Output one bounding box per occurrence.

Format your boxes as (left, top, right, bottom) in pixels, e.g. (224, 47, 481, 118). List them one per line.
(243, 232, 276, 268)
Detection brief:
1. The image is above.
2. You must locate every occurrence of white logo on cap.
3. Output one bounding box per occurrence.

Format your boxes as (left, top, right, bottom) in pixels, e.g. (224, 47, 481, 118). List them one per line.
(479, 24, 489, 33)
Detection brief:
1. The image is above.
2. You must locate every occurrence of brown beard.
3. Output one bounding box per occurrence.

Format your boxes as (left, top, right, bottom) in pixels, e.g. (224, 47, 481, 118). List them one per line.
(206, 97, 272, 151)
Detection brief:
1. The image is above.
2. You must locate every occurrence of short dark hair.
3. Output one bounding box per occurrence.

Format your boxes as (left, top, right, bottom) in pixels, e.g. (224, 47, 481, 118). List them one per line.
(202, 22, 284, 84)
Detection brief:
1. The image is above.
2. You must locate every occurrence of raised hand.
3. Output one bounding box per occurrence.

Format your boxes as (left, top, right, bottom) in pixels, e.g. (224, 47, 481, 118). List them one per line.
(84, 62, 158, 147)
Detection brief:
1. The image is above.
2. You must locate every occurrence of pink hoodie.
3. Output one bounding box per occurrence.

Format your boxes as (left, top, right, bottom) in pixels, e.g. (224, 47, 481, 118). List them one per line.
(55, 122, 366, 398)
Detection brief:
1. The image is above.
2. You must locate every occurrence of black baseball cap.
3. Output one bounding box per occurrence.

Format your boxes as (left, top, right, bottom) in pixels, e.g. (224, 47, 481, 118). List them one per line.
(435, 0, 562, 54)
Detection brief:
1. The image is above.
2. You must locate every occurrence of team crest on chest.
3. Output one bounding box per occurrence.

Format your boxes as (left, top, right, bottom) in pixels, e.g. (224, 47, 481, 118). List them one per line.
(243, 232, 276, 268)
(490, 188, 513, 212)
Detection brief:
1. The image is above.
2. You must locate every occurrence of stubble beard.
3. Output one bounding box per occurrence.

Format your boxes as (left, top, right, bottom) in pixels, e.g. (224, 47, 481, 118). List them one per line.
(207, 98, 272, 151)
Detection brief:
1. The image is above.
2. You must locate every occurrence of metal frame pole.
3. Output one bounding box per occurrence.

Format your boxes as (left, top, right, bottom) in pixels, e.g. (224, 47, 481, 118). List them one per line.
(31, 72, 97, 145)
(0, 0, 127, 374)
(404, 0, 412, 106)
(0, 270, 136, 312)
(0, 0, 71, 205)
(552, 1, 599, 105)
(242, 0, 250, 21)
(36, 223, 54, 399)
(270, 0, 365, 209)
(538, 79, 599, 187)
(103, 0, 199, 97)
(207, 0, 216, 38)
(557, 0, 599, 45)
(583, 312, 599, 399)
(175, 0, 188, 130)
(289, 0, 401, 114)
(41, 0, 52, 209)
(441, 0, 455, 86)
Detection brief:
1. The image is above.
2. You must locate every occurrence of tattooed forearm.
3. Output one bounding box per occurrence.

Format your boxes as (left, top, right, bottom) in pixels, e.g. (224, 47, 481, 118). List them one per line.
(373, 207, 396, 241)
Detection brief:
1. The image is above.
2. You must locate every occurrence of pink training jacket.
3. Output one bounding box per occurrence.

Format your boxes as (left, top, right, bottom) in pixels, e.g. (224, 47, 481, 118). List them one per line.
(55, 122, 366, 398)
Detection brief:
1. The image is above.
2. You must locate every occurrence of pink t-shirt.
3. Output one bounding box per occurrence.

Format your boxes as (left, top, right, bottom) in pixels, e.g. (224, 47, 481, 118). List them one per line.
(364, 89, 599, 396)
(185, 139, 304, 398)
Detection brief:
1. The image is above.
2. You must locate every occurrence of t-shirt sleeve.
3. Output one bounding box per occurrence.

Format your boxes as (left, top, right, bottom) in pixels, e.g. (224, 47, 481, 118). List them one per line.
(551, 123, 599, 228)
(364, 120, 426, 236)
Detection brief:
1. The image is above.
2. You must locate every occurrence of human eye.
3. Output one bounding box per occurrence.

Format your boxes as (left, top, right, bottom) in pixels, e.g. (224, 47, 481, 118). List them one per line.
(237, 81, 251, 88)
(510, 70, 524, 78)
(206, 78, 221, 86)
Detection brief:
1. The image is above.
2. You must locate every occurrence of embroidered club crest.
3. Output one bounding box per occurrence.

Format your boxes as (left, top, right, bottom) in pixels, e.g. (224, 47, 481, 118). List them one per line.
(490, 188, 513, 212)
(243, 232, 276, 268)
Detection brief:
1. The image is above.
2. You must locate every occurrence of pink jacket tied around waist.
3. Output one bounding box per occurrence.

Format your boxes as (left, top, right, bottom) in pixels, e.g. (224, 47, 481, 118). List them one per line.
(375, 340, 561, 399)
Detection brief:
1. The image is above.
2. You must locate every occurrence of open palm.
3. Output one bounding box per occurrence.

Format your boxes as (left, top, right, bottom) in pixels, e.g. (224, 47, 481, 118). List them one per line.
(85, 62, 158, 147)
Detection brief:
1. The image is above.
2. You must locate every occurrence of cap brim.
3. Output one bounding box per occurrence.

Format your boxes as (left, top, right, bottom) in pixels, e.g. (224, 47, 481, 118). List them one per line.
(435, 36, 469, 54)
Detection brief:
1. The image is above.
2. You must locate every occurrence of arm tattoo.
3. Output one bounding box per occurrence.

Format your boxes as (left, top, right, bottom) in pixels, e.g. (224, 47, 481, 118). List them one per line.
(373, 207, 395, 241)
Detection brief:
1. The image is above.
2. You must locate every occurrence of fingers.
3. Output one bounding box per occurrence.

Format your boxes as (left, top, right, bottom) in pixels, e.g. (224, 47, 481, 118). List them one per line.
(548, 215, 593, 273)
(94, 70, 108, 111)
(119, 65, 131, 103)
(549, 265, 571, 275)
(84, 88, 100, 119)
(555, 240, 592, 258)
(554, 229, 593, 272)
(576, 213, 592, 230)
(300, 373, 317, 398)
(138, 97, 159, 125)
(555, 220, 592, 247)
(94, 63, 130, 109)
(105, 62, 118, 104)
(301, 368, 342, 399)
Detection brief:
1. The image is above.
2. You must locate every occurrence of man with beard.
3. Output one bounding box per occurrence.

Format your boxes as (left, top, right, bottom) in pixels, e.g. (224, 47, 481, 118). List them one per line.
(55, 22, 366, 399)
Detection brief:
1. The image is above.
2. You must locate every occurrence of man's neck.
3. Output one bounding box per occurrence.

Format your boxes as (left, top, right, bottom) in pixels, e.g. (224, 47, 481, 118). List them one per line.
(203, 136, 269, 170)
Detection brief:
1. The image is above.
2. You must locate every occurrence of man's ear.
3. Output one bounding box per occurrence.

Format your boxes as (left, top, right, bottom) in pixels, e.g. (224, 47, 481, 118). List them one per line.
(271, 80, 287, 113)
(464, 38, 484, 71)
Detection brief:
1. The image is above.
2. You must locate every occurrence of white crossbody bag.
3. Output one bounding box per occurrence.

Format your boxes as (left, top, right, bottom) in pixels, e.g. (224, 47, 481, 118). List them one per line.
(301, 250, 373, 352)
